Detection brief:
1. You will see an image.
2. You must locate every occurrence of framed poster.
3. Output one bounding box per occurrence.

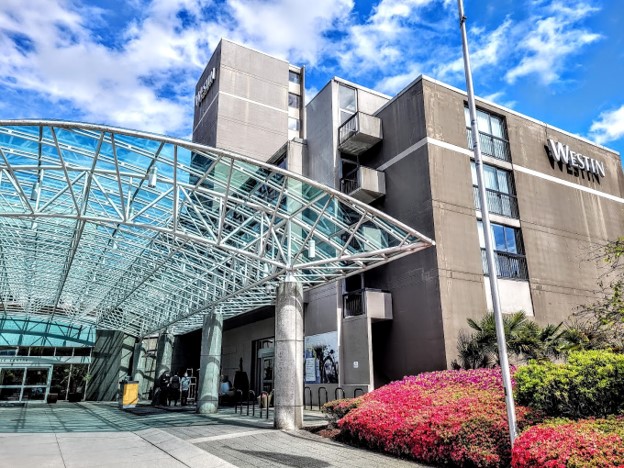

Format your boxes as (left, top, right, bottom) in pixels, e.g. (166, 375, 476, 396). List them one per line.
(304, 331, 339, 384)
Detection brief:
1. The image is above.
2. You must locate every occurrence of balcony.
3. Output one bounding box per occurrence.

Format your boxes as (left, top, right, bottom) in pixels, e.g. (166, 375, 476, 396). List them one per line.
(481, 249, 528, 280)
(340, 166, 386, 204)
(338, 112, 383, 156)
(343, 288, 392, 321)
(466, 129, 510, 162)
(473, 186, 519, 218)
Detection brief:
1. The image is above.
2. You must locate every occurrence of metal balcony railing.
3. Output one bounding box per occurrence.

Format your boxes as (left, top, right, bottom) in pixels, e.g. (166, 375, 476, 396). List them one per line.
(343, 289, 365, 318)
(473, 186, 519, 218)
(339, 113, 359, 147)
(467, 129, 511, 162)
(481, 249, 529, 280)
(338, 112, 383, 156)
(340, 167, 359, 195)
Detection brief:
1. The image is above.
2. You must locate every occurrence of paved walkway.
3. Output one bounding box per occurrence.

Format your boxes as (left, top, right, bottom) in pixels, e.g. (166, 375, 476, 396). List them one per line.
(0, 402, 426, 468)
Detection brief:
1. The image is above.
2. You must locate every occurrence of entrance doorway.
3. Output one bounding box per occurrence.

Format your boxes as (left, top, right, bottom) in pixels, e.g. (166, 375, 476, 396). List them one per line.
(252, 338, 274, 394)
(0, 365, 52, 402)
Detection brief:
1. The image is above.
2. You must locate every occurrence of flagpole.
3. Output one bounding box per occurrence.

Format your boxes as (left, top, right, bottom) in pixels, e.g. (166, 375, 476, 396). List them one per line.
(456, 0, 517, 445)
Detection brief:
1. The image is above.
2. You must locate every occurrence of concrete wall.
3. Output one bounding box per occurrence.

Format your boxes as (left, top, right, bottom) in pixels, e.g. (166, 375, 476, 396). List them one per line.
(358, 81, 449, 383)
(221, 316, 274, 385)
(86, 330, 134, 401)
(305, 82, 335, 185)
(193, 39, 290, 161)
(193, 41, 221, 146)
(418, 77, 624, 360)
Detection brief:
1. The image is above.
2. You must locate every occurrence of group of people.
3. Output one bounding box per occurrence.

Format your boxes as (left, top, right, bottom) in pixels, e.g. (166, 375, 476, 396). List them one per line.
(153, 371, 191, 406)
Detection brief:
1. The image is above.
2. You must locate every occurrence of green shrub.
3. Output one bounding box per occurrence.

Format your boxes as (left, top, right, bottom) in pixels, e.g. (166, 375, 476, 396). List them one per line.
(515, 350, 624, 418)
(321, 398, 362, 426)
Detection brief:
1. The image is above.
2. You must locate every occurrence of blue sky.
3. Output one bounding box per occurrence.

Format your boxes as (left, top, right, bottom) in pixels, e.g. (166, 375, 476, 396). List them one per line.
(1, 0, 623, 159)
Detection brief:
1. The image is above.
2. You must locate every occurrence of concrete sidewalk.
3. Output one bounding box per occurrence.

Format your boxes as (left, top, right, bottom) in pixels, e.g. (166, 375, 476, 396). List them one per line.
(0, 403, 427, 468)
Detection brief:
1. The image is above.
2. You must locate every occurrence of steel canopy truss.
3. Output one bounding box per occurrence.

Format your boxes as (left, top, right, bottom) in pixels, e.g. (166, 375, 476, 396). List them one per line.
(0, 120, 434, 336)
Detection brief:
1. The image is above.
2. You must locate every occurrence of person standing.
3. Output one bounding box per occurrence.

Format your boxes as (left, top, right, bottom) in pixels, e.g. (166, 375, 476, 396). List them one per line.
(169, 373, 181, 406)
(180, 372, 191, 406)
(158, 371, 170, 406)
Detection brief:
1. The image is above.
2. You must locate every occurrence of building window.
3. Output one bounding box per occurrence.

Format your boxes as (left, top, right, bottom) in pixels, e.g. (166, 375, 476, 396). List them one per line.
(288, 70, 301, 84)
(465, 107, 510, 161)
(478, 221, 528, 280)
(288, 93, 300, 108)
(339, 84, 357, 124)
(471, 162, 519, 218)
(288, 117, 300, 131)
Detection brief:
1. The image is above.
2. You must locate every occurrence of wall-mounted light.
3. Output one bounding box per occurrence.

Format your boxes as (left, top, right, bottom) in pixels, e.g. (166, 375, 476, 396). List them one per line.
(308, 239, 316, 259)
(148, 167, 158, 188)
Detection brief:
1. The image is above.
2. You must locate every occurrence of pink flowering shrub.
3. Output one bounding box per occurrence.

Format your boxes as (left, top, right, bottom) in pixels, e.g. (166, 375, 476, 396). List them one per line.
(512, 416, 624, 467)
(337, 368, 537, 468)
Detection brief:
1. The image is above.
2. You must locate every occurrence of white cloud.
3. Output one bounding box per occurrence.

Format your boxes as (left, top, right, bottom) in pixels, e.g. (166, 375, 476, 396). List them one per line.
(337, 0, 446, 73)
(435, 18, 513, 81)
(505, 1, 602, 85)
(0, 0, 356, 135)
(224, 0, 353, 65)
(589, 105, 624, 145)
(375, 63, 423, 95)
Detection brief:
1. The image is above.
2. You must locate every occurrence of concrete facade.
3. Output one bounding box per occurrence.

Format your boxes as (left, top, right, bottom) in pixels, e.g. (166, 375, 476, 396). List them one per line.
(188, 41, 624, 401)
(86, 330, 134, 401)
(193, 39, 304, 162)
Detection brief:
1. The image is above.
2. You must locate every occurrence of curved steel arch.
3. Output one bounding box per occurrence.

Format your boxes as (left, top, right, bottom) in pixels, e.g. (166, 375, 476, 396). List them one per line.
(0, 120, 434, 336)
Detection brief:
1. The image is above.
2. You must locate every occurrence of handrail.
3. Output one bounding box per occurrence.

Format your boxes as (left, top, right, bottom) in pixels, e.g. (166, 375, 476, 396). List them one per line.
(259, 391, 270, 419)
(304, 386, 313, 410)
(466, 128, 510, 162)
(318, 386, 328, 410)
(481, 249, 528, 280)
(247, 390, 256, 416)
(234, 389, 243, 414)
(472, 185, 519, 219)
(338, 113, 359, 146)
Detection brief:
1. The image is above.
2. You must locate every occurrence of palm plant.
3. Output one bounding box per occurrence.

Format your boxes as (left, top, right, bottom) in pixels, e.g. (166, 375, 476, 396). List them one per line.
(453, 311, 565, 369)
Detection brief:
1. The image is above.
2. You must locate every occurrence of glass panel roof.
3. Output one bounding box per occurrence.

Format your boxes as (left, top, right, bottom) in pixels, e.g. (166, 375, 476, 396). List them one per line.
(0, 121, 433, 336)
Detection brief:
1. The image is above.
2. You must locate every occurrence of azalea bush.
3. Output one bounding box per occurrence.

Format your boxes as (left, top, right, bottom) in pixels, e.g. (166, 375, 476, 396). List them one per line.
(336, 368, 537, 468)
(515, 350, 624, 418)
(512, 416, 624, 467)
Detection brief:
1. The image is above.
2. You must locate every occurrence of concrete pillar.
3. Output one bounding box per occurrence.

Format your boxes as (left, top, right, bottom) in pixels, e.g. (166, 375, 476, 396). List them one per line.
(131, 341, 146, 389)
(197, 313, 223, 414)
(274, 279, 304, 430)
(155, 332, 173, 379)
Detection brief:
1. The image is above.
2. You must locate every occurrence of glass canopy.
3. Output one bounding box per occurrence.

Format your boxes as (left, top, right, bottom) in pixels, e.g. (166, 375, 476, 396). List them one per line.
(0, 121, 433, 336)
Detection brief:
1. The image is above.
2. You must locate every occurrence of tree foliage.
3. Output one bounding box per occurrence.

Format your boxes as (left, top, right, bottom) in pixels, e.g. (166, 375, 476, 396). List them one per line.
(571, 236, 624, 351)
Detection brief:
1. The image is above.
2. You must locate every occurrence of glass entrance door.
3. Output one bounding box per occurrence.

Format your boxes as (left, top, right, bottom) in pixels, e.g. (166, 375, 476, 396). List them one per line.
(0, 366, 52, 402)
(258, 349, 274, 394)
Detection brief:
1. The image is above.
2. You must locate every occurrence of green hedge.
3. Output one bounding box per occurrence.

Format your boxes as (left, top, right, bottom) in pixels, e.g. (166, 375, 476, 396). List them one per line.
(515, 350, 624, 418)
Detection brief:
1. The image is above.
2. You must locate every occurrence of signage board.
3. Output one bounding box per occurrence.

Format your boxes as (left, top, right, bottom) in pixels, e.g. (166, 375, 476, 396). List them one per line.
(547, 138, 605, 177)
(195, 68, 217, 107)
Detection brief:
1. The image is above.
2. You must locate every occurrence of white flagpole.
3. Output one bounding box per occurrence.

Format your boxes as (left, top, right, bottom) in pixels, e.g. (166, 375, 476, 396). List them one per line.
(456, 0, 517, 445)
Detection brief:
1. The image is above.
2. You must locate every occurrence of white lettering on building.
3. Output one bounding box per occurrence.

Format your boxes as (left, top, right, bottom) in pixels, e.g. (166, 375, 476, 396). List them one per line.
(547, 139, 606, 177)
(195, 68, 217, 107)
